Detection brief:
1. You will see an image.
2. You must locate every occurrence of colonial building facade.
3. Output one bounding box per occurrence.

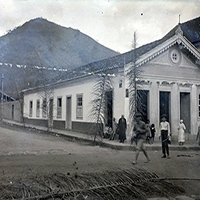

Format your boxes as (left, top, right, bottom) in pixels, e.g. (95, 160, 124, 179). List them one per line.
(22, 17, 200, 138)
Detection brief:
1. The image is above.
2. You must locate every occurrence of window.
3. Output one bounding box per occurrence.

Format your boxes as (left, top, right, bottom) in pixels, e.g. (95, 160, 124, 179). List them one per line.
(126, 89, 129, 98)
(172, 53, 177, 61)
(119, 80, 123, 88)
(42, 98, 47, 118)
(57, 97, 62, 118)
(49, 98, 54, 120)
(76, 94, 83, 119)
(29, 101, 33, 117)
(36, 99, 40, 117)
(199, 94, 200, 118)
(170, 49, 180, 64)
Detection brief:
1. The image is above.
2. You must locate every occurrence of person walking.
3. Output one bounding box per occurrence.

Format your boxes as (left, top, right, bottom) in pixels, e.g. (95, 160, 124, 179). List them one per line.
(178, 119, 186, 145)
(159, 115, 171, 159)
(146, 119, 151, 144)
(132, 113, 150, 164)
(118, 115, 127, 143)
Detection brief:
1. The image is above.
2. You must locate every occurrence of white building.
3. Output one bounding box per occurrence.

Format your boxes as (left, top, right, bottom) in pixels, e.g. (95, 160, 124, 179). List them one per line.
(23, 17, 200, 138)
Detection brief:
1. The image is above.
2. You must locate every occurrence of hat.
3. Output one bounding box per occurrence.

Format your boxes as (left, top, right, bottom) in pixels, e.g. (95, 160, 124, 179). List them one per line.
(135, 113, 142, 118)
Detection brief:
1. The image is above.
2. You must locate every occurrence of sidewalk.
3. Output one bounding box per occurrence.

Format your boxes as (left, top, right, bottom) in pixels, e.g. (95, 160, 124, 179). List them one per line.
(2, 119, 200, 151)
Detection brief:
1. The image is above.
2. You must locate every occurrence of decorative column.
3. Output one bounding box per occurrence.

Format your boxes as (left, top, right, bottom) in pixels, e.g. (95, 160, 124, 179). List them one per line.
(191, 84, 197, 135)
(149, 80, 159, 135)
(171, 83, 179, 135)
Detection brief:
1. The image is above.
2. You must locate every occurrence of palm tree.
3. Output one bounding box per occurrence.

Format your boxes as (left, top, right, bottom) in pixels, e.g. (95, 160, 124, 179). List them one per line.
(128, 32, 140, 124)
(90, 70, 114, 142)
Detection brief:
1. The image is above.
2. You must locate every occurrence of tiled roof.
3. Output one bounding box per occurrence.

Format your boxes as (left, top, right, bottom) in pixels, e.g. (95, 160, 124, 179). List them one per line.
(25, 17, 200, 90)
(55, 39, 164, 83)
(58, 17, 200, 82)
(162, 16, 200, 45)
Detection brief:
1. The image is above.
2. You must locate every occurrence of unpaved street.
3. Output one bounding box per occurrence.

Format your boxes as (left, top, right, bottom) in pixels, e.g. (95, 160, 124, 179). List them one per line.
(0, 121, 200, 199)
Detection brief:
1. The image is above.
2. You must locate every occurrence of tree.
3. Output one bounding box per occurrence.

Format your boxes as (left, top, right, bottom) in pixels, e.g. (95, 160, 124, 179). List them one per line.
(37, 69, 55, 132)
(89, 70, 114, 142)
(128, 32, 144, 125)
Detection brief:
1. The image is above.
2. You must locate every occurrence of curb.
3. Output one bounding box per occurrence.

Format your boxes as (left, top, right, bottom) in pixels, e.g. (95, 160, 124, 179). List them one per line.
(2, 119, 200, 151)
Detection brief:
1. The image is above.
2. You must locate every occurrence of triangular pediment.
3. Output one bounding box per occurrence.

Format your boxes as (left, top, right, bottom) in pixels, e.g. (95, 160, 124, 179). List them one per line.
(134, 26, 200, 68)
(148, 46, 199, 69)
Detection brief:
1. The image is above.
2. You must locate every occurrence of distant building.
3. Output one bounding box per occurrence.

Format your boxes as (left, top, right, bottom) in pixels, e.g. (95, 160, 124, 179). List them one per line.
(0, 90, 21, 122)
(22, 17, 200, 137)
(0, 90, 15, 103)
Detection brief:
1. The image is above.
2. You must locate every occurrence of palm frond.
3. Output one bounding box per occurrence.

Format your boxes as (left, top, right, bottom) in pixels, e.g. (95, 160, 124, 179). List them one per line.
(89, 72, 113, 141)
(0, 168, 185, 199)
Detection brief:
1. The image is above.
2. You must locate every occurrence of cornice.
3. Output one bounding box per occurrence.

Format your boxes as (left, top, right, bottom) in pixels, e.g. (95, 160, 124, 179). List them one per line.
(156, 81, 176, 86)
(136, 79, 152, 85)
(178, 82, 193, 87)
(180, 35, 200, 59)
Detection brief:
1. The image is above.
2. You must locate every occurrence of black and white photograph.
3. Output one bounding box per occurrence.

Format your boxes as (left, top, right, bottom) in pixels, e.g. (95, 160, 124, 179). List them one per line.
(0, 0, 200, 199)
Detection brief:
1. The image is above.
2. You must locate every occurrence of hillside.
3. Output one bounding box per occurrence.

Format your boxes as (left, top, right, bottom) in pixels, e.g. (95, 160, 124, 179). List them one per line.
(0, 18, 119, 69)
(0, 18, 119, 99)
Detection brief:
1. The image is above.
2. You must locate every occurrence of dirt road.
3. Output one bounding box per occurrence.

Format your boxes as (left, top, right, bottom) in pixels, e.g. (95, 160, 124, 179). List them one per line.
(0, 121, 200, 199)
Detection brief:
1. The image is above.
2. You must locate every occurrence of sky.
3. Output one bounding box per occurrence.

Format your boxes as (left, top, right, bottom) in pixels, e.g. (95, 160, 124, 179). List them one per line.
(0, 0, 200, 53)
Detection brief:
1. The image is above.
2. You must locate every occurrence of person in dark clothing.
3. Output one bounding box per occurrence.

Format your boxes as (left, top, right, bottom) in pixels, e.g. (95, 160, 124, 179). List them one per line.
(132, 113, 150, 164)
(146, 119, 151, 144)
(150, 124, 156, 143)
(118, 115, 127, 143)
(159, 115, 171, 159)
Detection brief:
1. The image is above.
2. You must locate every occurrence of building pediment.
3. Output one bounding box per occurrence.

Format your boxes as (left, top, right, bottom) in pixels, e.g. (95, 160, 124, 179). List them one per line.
(135, 31, 200, 68)
(148, 45, 198, 70)
(123, 26, 200, 73)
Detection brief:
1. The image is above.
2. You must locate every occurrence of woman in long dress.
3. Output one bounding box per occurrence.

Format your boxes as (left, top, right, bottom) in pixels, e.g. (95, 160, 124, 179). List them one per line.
(178, 119, 186, 145)
(118, 115, 127, 143)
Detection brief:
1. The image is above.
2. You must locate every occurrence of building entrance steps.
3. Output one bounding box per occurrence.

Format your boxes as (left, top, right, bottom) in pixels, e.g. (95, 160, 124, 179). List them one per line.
(2, 119, 200, 151)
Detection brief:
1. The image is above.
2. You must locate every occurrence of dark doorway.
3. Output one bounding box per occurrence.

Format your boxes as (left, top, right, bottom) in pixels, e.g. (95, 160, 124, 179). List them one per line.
(49, 98, 53, 127)
(105, 91, 113, 128)
(66, 96, 72, 129)
(180, 92, 190, 133)
(12, 105, 14, 120)
(137, 90, 149, 123)
(160, 91, 171, 122)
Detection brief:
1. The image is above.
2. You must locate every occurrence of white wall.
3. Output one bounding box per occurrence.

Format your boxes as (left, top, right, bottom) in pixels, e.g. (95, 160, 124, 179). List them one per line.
(53, 78, 96, 122)
(23, 92, 42, 119)
(24, 77, 97, 122)
(23, 74, 126, 127)
(113, 74, 126, 122)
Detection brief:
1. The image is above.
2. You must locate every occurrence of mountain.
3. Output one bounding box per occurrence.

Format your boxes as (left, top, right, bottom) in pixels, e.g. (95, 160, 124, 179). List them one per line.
(0, 18, 119, 69)
(0, 18, 120, 99)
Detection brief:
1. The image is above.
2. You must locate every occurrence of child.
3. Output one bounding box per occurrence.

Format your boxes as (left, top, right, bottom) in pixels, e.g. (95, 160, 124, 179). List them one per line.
(150, 124, 156, 144)
(109, 118, 118, 140)
(104, 127, 112, 139)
